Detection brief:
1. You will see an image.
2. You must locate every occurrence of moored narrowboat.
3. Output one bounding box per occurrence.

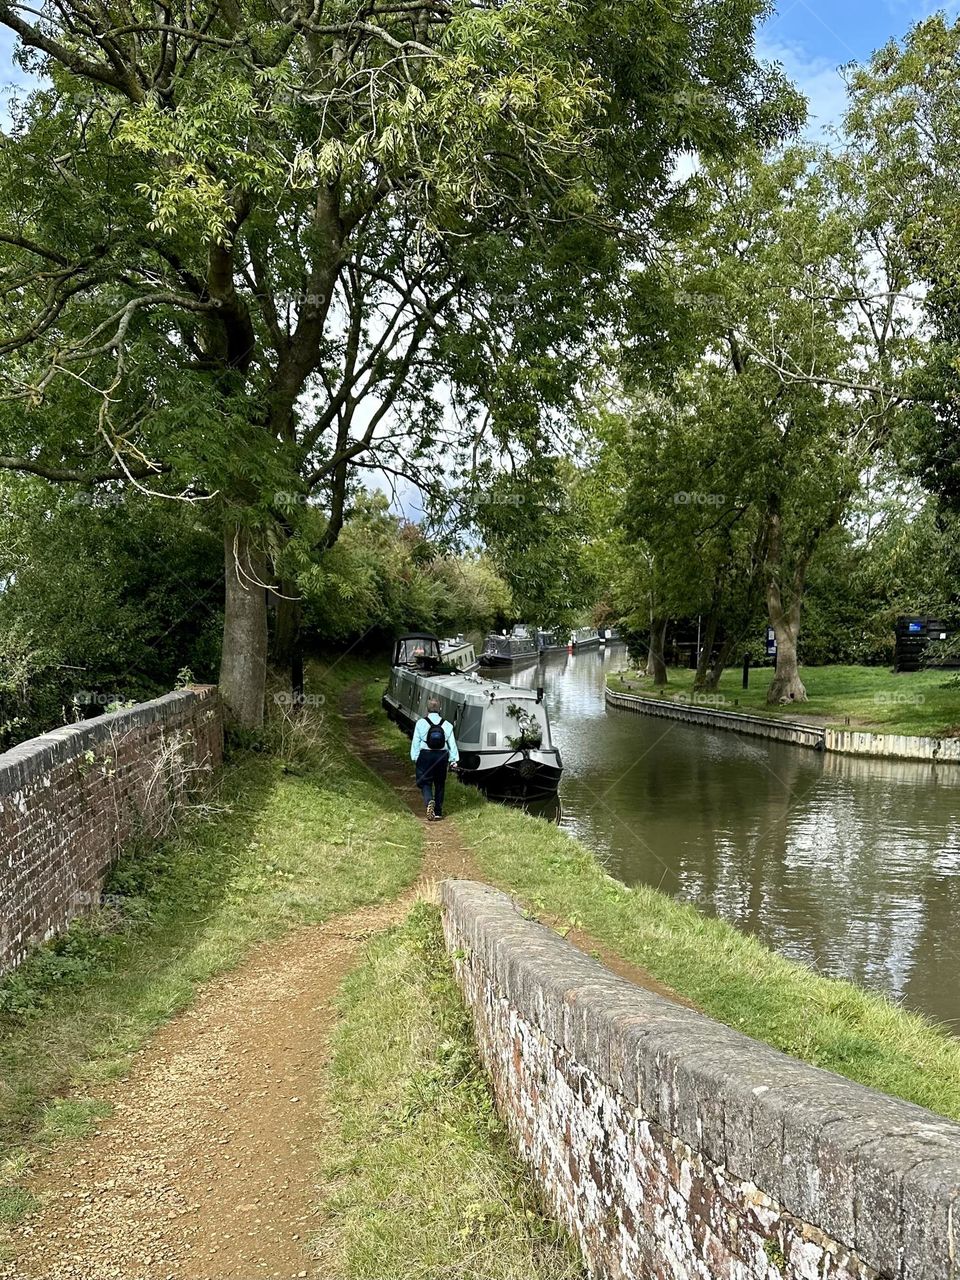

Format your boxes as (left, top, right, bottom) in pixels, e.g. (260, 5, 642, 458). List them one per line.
(382, 633, 563, 798)
(478, 627, 540, 668)
(440, 635, 478, 670)
(536, 628, 567, 653)
(568, 626, 601, 651)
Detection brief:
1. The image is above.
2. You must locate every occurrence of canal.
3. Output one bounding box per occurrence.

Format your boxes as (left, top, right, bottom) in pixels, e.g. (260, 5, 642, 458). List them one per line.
(505, 644, 960, 1032)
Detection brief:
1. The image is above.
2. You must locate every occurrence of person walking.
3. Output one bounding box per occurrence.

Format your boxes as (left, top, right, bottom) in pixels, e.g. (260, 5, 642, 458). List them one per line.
(411, 697, 459, 821)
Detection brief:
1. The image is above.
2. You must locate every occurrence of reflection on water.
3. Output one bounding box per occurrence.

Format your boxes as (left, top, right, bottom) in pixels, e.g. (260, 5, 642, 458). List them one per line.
(500, 645, 960, 1031)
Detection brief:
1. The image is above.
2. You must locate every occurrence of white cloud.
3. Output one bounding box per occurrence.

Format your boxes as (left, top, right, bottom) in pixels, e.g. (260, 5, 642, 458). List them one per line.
(756, 32, 852, 141)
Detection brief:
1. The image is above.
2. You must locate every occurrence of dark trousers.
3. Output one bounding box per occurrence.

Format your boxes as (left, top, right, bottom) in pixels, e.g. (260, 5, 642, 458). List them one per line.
(415, 749, 448, 815)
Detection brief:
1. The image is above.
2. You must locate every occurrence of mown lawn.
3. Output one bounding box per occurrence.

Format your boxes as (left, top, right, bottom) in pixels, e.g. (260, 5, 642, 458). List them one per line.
(608, 663, 960, 736)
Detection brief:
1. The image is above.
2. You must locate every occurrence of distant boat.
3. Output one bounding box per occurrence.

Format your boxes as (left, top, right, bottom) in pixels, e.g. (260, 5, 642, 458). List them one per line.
(536, 628, 567, 654)
(382, 633, 563, 798)
(479, 628, 540, 668)
(568, 627, 601, 651)
(440, 636, 478, 671)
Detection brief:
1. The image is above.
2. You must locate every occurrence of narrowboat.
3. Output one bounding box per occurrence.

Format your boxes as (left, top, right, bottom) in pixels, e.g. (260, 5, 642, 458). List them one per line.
(382, 633, 563, 798)
(569, 626, 601, 651)
(478, 626, 540, 668)
(536, 628, 567, 654)
(440, 635, 478, 670)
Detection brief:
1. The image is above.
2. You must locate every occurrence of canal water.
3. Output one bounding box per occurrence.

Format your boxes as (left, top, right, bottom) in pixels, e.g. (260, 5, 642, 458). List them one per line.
(502, 644, 960, 1032)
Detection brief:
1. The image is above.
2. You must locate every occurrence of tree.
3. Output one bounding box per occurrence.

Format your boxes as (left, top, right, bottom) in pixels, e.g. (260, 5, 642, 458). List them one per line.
(617, 146, 915, 702)
(845, 16, 960, 515)
(467, 458, 599, 632)
(296, 492, 511, 647)
(0, 0, 800, 726)
(0, 480, 222, 744)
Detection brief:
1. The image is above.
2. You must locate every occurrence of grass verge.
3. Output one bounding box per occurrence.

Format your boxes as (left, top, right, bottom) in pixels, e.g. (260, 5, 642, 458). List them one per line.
(356, 669, 960, 1122)
(0, 679, 422, 1201)
(320, 902, 582, 1280)
(453, 800, 960, 1121)
(608, 664, 960, 736)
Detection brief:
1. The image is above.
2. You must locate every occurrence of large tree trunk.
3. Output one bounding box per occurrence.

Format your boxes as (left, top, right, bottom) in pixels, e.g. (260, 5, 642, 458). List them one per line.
(763, 508, 809, 705)
(766, 599, 806, 704)
(646, 616, 668, 686)
(220, 522, 269, 729)
(693, 609, 718, 691)
(704, 633, 739, 693)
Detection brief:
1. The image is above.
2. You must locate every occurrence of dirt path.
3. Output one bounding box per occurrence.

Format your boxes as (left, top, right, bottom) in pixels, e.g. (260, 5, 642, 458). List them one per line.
(340, 687, 693, 1007)
(1, 686, 683, 1280)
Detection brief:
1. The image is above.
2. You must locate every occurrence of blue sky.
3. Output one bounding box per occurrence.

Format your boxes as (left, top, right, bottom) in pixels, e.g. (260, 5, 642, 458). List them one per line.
(759, 0, 960, 135)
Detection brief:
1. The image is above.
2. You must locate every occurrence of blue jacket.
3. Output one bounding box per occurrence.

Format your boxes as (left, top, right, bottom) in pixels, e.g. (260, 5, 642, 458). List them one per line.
(411, 713, 460, 764)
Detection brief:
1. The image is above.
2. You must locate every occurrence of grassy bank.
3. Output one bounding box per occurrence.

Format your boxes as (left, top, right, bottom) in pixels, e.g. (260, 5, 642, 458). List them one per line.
(607, 664, 960, 736)
(320, 903, 582, 1280)
(357, 671, 960, 1122)
(0, 686, 422, 1193)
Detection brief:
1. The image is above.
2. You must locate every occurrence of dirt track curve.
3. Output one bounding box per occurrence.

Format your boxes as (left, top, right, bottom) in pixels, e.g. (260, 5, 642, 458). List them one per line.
(0, 687, 679, 1280)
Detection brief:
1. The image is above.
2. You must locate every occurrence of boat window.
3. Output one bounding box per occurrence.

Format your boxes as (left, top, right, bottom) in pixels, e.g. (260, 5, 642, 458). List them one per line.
(459, 705, 483, 743)
(397, 637, 440, 665)
(486, 731, 498, 747)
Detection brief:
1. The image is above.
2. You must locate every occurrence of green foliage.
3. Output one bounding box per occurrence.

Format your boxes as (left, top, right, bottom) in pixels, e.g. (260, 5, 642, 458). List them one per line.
(469, 458, 599, 630)
(604, 141, 917, 693)
(846, 16, 960, 511)
(505, 703, 543, 750)
(0, 488, 222, 746)
(0, 0, 800, 726)
(297, 494, 512, 647)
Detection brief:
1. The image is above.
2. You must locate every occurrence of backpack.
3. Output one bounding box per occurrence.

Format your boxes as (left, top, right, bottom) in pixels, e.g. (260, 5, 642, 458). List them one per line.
(425, 713, 447, 750)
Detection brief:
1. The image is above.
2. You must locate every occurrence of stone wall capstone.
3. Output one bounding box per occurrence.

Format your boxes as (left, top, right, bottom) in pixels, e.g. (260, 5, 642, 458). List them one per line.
(440, 879, 960, 1280)
(0, 687, 222, 974)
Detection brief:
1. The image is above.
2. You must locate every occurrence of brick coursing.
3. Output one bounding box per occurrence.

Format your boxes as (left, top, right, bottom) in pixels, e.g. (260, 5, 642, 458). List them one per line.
(440, 880, 960, 1280)
(0, 688, 223, 974)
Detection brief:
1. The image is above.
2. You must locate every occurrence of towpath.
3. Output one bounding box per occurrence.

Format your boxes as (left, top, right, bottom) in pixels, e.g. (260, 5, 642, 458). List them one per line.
(0, 686, 680, 1280)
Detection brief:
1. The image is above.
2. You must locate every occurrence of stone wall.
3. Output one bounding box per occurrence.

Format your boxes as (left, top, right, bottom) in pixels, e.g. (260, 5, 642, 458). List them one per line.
(441, 880, 960, 1280)
(0, 688, 222, 974)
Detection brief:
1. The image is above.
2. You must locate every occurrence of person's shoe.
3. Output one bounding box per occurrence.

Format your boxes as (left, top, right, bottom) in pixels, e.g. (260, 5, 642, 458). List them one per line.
(434, 813, 444, 821)
(426, 799, 436, 821)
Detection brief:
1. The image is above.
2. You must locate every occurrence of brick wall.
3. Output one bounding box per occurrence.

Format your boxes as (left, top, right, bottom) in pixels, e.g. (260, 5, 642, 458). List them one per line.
(0, 688, 222, 974)
(441, 880, 960, 1280)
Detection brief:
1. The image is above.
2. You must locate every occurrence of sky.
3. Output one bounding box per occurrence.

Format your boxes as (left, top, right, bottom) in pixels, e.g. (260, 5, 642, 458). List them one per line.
(758, 0, 960, 136)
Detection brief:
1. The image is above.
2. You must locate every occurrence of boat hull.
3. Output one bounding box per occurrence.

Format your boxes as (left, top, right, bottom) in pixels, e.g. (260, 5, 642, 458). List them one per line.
(382, 691, 562, 799)
(478, 650, 540, 668)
